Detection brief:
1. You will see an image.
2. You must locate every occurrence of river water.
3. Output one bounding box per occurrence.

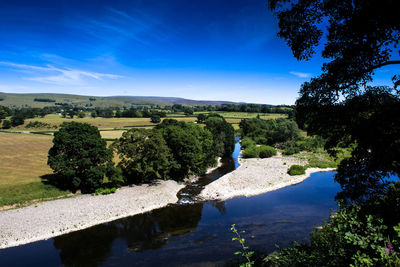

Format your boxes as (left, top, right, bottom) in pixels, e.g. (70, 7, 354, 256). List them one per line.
(0, 139, 341, 266)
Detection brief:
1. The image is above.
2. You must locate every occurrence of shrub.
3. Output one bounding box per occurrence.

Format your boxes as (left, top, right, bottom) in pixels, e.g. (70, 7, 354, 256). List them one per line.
(242, 145, 259, 158)
(241, 137, 256, 149)
(94, 187, 117, 195)
(287, 165, 306, 175)
(259, 145, 277, 158)
(283, 145, 301, 155)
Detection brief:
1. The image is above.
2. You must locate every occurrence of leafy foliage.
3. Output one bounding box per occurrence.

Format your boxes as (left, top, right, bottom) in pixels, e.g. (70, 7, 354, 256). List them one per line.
(269, 0, 400, 202)
(157, 119, 215, 179)
(205, 113, 235, 157)
(231, 224, 255, 267)
(258, 145, 277, 158)
(266, 184, 400, 266)
(48, 122, 114, 193)
(240, 118, 301, 146)
(287, 165, 306, 176)
(113, 129, 174, 184)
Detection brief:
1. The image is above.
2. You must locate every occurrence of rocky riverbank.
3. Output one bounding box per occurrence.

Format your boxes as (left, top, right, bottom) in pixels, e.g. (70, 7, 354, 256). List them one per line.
(0, 180, 183, 249)
(199, 155, 335, 201)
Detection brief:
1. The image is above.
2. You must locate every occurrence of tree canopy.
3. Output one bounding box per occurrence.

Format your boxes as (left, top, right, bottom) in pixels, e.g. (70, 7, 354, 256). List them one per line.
(269, 0, 400, 202)
(48, 122, 114, 193)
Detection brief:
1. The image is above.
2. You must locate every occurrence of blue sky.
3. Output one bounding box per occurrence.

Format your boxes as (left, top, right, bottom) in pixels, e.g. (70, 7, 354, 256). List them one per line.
(0, 0, 396, 104)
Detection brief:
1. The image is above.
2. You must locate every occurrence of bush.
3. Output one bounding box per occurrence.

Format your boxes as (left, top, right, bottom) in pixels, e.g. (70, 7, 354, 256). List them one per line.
(94, 187, 117, 195)
(242, 145, 259, 158)
(283, 144, 301, 155)
(241, 137, 256, 149)
(287, 165, 306, 175)
(259, 145, 277, 158)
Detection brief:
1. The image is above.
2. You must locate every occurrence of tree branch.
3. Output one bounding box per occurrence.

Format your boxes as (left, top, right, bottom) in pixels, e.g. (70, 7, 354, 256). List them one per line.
(372, 60, 400, 70)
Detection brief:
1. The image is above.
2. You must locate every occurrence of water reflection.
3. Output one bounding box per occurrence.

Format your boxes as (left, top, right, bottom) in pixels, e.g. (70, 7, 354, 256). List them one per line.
(52, 203, 204, 266)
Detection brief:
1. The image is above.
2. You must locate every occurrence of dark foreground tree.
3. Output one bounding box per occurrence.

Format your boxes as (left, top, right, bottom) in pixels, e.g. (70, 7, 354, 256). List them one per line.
(48, 122, 113, 193)
(269, 0, 400, 202)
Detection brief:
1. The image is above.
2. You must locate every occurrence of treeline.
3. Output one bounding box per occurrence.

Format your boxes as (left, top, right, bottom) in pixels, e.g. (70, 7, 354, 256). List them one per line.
(47, 114, 234, 193)
(239, 118, 302, 158)
(0, 106, 63, 128)
(169, 103, 294, 115)
(34, 98, 56, 102)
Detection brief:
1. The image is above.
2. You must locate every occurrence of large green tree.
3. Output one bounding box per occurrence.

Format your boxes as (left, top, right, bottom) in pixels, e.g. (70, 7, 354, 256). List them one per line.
(269, 0, 400, 202)
(48, 122, 113, 193)
(113, 128, 174, 184)
(205, 114, 235, 157)
(157, 119, 215, 179)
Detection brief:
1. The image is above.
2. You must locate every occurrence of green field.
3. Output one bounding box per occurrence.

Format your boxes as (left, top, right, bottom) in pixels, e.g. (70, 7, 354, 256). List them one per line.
(20, 114, 198, 129)
(0, 132, 70, 207)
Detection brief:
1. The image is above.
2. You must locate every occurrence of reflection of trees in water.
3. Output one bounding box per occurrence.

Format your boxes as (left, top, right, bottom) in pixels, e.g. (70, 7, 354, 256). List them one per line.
(53, 203, 203, 266)
(53, 223, 118, 267)
(211, 200, 226, 215)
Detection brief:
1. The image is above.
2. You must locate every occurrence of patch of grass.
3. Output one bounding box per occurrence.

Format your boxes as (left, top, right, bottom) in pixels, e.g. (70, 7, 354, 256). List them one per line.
(20, 114, 198, 130)
(100, 130, 126, 139)
(0, 132, 54, 187)
(291, 148, 351, 169)
(0, 182, 70, 207)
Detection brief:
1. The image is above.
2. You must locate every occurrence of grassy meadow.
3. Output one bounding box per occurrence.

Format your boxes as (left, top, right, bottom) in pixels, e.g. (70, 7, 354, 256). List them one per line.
(21, 114, 198, 129)
(0, 133, 70, 207)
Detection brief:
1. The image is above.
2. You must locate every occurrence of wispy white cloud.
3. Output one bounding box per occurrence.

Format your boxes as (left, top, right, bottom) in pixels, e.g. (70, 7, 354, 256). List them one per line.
(0, 61, 123, 85)
(289, 71, 312, 78)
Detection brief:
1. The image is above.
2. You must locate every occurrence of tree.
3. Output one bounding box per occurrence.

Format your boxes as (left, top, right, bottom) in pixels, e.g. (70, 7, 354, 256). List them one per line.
(150, 115, 161, 123)
(157, 119, 215, 178)
(2, 119, 11, 129)
(47, 122, 113, 193)
(78, 112, 86, 118)
(205, 114, 235, 157)
(269, 0, 400, 202)
(10, 114, 25, 127)
(113, 129, 173, 184)
(196, 113, 207, 123)
(91, 110, 98, 118)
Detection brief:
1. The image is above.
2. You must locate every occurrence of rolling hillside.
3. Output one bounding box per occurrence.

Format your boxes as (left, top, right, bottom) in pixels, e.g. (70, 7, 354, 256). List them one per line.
(0, 92, 237, 108)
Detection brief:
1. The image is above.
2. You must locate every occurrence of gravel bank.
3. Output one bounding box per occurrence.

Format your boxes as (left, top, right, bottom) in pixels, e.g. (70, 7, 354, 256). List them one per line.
(199, 155, 335, 201)
(0, 180, 183, 249)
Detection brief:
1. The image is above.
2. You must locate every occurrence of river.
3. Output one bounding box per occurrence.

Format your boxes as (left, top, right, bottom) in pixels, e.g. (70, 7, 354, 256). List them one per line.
(0, 139, 340, 266)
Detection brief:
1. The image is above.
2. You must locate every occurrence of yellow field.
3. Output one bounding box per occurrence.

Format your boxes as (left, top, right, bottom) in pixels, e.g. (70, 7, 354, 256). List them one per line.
(100, 130, 126, 139)
(0, 133, 53, 187)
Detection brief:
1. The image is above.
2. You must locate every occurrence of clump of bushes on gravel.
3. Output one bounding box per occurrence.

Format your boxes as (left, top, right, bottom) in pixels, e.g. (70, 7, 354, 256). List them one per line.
(242, 145, 277, 159)
(287, 165, 306, 175)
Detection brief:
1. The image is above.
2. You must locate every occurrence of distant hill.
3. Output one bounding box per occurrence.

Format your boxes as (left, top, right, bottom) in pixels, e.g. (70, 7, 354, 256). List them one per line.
(0, 92, 238, 108)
